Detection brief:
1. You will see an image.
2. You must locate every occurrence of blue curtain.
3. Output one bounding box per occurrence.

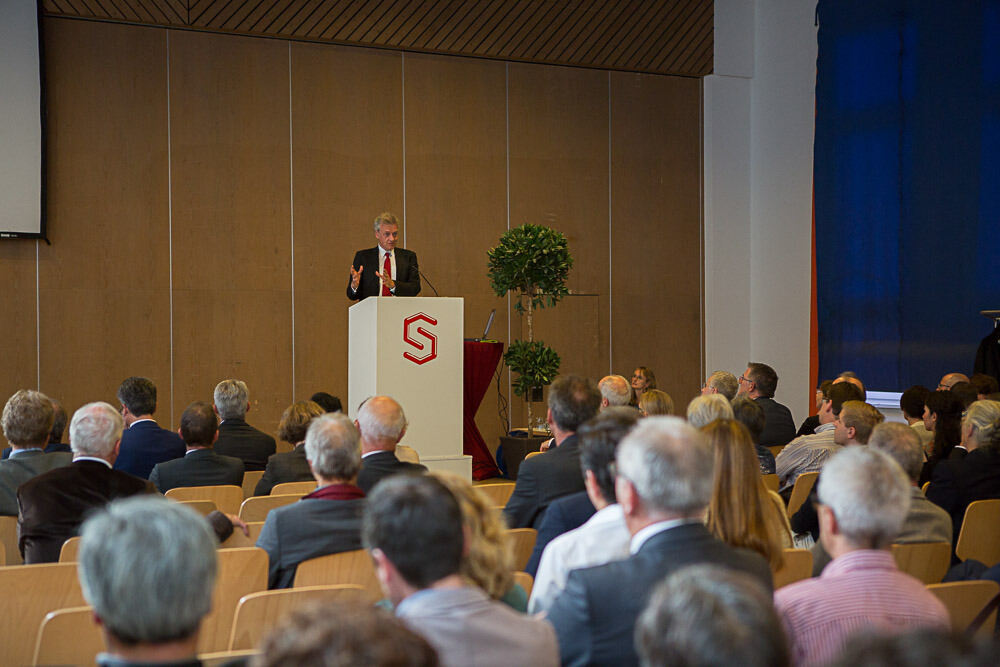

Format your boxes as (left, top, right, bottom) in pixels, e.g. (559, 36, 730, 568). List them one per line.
(815, 0, 1000, 390)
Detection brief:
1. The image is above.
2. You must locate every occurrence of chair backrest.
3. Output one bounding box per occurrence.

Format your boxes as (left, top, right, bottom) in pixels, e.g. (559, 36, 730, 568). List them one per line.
(0, 536, 5, 566)
(927, 580, 1000, 641)
(773, 548, 813, 589)
(512, 571, 534, 597)
(228, 585, 368, 650)
(59, 536, 82, 562)
(270, 481, 314, 496)
(197, 547, 268, 654)
(176, 499, 219, 516)
(199, 649, 261, 666)
(475, 482, 516, 506)
(921, 480, 930, 493)
(524, 451, 544, 460)
(0, 562, 86, 666)
(239, 494, 301, 522)
(955, 499, 1000, 565)
(219, 522, 265, 549)
(892, 542, 952, 584)
(165, 485, 244, 515)
(33, 605, 102, 666)
(761, 473, 780, 494)
(396, 444, 420, 463)
(505, 528, 538, 572)
(292, 549, 381, 599)
(242, 470, 265, 499)
(767, 445, 785, 460)
(786, 471, 819, 518)
(0, 515, 22, 565)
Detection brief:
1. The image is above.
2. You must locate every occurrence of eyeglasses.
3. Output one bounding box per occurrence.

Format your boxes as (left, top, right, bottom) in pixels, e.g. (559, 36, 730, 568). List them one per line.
(738, 376, 750, 384)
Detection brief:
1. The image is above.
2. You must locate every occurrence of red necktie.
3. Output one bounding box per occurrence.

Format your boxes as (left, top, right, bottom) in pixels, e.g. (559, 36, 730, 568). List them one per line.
(381, 252, 392, 296)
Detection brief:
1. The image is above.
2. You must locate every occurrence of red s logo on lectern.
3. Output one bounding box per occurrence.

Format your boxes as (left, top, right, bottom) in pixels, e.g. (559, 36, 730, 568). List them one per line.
(403, 313, 438, 365)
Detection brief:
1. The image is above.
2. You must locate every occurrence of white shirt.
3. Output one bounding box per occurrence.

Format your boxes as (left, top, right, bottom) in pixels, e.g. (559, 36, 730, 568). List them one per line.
(528, 504, 631, 614)
(72, 456, 112, 468)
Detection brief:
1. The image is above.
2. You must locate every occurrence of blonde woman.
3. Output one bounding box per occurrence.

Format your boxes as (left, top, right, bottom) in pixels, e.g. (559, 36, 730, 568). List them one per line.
(638, 389, 674, 417)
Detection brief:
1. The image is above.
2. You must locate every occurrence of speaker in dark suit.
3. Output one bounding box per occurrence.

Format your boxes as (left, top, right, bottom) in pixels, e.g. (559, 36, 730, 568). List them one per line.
(346, 212, 420, 300)
(149, 449, 245, 494)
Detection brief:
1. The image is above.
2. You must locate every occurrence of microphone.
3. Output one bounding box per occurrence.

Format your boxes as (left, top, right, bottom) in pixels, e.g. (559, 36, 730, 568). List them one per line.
(418, 269, 440, 297)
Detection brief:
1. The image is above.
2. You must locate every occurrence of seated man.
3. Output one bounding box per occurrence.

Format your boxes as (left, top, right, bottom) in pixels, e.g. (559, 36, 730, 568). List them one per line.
(355, 396, 427, 494)
(736, 362, 796, 448)
(254, 400, 325, 496)
(900, 385, 934, 450)
(213, 378, 276, 471)
(363, 474, 558, 667)
(1, 397, 70, 459)
(0, 390, 71, 516)
(77, 495, 217, 666)
(598, 375, 632, 408)
(775, 447, 949, 666)
(731, 396, 776, 475)
(257, 413, 366, 588)
(149, 401, 245, 493)
(113, 376, 185, 479)
(701, 370, 739, 401)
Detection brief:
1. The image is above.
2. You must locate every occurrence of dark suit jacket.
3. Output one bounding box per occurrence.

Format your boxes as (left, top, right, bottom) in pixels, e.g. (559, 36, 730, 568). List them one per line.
(948, 446, 969, 461)
(113, 420, 186, 479)
(17, 460, 155, 563)
(756, 396, 797, 448)
(214, 418, 276, 471)
(357, 450, 427, 494)
(524, 490, 596, 577)
(503, 434, 587, 530)
(346, 246, 421, 300)
(149, 448, 245, 493)
(0, 450, 73, 515)
(254, 445, 313, 496)
(2, 442, 71, 459)
(927, 447, 1000, 545)
(547, 522, 773, 667)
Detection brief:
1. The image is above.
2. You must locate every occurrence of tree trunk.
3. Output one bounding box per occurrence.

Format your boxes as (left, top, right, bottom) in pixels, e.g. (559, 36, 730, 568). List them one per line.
(526, 291, 534, 436)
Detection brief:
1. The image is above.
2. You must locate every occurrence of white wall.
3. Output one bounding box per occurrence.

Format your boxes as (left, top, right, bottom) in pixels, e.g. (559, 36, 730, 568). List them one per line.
(704, 0, 817, 423)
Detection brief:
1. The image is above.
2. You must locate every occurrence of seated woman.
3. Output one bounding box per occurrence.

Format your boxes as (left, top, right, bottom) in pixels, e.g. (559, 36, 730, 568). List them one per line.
(254, 400, 325, 496)
(638, 389, 674, 417)
(686, 394, 734, 429)
(919, 390, 964, 486)
(630, 367, 657, 405)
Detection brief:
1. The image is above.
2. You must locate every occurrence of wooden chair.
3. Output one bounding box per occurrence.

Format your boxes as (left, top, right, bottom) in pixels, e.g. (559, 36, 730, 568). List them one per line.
(922, 481, 930, 493)
(928, 581, 1000, 641)
(293, 549, 381, 599)
(219, 522, 265, 549)
(524, 451, 544, 461)
(786, 471, 819, 518)
(512, 571, 534, 597)
(199, 649, 261, 666)
(892, 542, 952, 584)
(270, 481, 314, 496)
(196, 547, 268, 654)
(176, 499, 219, 516)
(476, 482, 516, 506)
(773, 548, 813, 589)
(761, 473, 780, 494)
(955, 499, 1000, 565)
(59, 536, 82, 562)
(228, 584, 368, 650)
(506, 528, 537, 572)
(0, 537, 5, 566)
(239, 494, 300, 522)
(166, 485, 244, 515)
(767, 444, 785, 459)
(0, 515, 22, 565)
(0, 562, 86, 666)
(33, 605, 102, 666)
(397, 444, 420, 463)
(242, 470, 265, 499)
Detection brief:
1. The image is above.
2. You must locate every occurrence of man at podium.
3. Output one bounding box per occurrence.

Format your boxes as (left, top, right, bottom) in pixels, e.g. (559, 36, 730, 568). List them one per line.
(347, 212, 421, 300)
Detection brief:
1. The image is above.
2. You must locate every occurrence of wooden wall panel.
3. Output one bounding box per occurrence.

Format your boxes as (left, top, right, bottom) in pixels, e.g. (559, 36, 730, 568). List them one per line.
(403, 53, 509, 454)
(169, 31, 292, 435)
(38, 19, 172, 422)
(610, 72, 702, 409)
(0, 242, 38, 447)
(291, 43, 403, 408)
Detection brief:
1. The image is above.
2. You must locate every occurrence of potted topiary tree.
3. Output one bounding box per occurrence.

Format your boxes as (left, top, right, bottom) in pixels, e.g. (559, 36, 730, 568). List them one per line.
(487, 224, 573, 446)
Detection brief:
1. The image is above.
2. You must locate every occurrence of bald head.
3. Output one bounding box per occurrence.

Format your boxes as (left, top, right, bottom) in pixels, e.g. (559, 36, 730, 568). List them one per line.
(938, 373, 970, 391)
(833, 374, 866, 399)
(599, 375, 632, 408)
(356, 396, 408, 453)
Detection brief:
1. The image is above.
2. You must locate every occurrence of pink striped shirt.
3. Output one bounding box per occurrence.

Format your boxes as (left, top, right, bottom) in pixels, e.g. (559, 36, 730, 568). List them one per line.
(774, 549, 949, 666)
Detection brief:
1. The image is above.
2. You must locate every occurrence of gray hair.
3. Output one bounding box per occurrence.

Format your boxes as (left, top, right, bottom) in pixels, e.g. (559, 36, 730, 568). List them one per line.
(706, 371, 739, 401)
(616, 416, 714, 516)
(868, 422, 924, 481)
(817, 447, 911, 549)
(636, 565, 788, 667)
(304, 413, 362, 480)
(686, 394, 734, 429)
(373, 211, 399, 233)
(2, 390, 54, 447)
(356, 396, 407, 443)
(77, 496, 217, 645)
(70, 402, 124, 457)
(963, 400, 1000, 451)
(599, 375, 633, 407)
(214, 379, 249, 420)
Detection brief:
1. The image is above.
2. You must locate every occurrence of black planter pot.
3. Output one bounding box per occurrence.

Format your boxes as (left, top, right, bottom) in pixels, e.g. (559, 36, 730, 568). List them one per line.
(499, 434, 549, 480)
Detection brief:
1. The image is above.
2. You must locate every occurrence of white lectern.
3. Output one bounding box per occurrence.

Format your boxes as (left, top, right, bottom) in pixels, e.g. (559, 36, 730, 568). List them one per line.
(348, 296, 471, 478)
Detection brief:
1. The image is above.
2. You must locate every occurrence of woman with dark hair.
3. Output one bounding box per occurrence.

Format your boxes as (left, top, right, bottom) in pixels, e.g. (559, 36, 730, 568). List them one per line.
(919, 390, 965, 485)
(630, 366, 657, 400)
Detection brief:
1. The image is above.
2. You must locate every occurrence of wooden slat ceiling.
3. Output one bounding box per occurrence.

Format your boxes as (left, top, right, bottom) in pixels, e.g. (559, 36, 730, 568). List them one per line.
(41, 0, 713, 77)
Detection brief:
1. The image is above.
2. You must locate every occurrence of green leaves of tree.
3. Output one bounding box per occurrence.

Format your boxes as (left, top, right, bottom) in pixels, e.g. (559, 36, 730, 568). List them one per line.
(504, 341, 561, 397)
(487, 224, 573, 313)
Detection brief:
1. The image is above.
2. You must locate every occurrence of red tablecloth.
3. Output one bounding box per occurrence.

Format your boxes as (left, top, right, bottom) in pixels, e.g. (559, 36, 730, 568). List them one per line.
(464, 341, 503, 480)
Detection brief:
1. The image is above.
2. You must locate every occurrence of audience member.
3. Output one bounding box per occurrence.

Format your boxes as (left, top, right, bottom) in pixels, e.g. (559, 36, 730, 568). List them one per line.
(630, 366, 657, 395)
(546, 416, 772, 666)
(638, 389, 674, 417)
(504, 375, 600, 529)
(731, 395, 777, 474)
(834, 371, 866, 398)
(833, 400, 884, 446)
(830, 628, 996, 667)
(0, 390, 71, 516)
(938, 372, 970, 391)
(364, 475, 558, 667)
(599, 375, 632, 408)
(149, 401, 244, 493)
(254, 400, 325, 495)
(112, 376, 185, 479)
(737, 362, 797, 447)
(920, 390, 964, 484)
(900, 385, 934, 450)
(950, 381, 978, 409)
(529, 408, 638, 613)
(636, 565, 790, 667)
(355, 395, 427, 494)
(256, 413, 365, 588)
(18, 402, 155, 563)
(213, 379, 277, 471)
(796, 380, 833, 437)
(701, 370, 739, 401)
(775, 447, 949, 666)
(1, 397, 70, 459)
(254, 600, 439, 667)
(77, 496, 217, 666)
(309, 391, 343, 413)
(970, 373, 1000, 400)
(685, 393, 734, 428)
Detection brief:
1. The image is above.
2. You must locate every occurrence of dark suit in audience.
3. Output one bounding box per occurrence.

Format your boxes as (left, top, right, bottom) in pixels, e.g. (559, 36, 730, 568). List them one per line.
(357, 450, 427, 494)
(524, 490, 596, 577)
(756, 396, 797, 448)
(1, 442, 71, 459)
(927, 447, 1000, 544)
(0, 450, 72, 516)
(504, 434, 586, 529)
(149, 448, 245, 494)
(113, 419, 185, 479)
(254, 444, 313, 496)
(214, 417, 276, 471)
